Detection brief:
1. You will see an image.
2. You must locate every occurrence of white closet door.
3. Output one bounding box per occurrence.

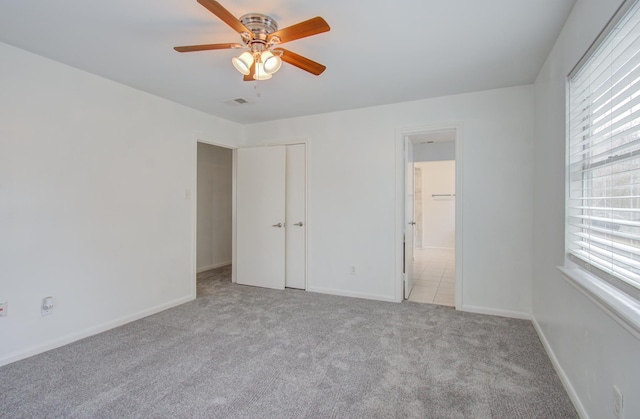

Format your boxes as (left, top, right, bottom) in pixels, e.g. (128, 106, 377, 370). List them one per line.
(285, 144, 306, 289)
(236, 146, 286, 290)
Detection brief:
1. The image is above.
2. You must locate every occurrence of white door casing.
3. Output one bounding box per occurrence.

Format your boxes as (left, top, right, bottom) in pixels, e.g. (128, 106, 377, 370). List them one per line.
(404, 137, 415, 299)
(395, 123, 462, 307)
(285, 144, 306, 289)
(236, 146, 286, 290)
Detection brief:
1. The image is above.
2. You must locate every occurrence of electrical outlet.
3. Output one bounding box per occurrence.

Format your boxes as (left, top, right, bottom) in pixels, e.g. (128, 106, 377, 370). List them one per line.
(185, 188, 191, 200)
(0, 301, 7, 317)
(349, 265, 357, 275)
(41, 297, 54, 316)
(614, 385, 624, 419)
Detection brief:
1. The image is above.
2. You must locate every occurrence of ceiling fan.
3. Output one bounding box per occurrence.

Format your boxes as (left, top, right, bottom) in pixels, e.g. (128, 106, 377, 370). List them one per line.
(174, 0, 330, 81)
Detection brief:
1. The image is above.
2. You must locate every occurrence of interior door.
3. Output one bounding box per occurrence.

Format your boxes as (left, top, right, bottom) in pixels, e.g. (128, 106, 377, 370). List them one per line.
(404, 137, 415, 299)
(285, 144, 306, 289)
(236, 146, 286, 289)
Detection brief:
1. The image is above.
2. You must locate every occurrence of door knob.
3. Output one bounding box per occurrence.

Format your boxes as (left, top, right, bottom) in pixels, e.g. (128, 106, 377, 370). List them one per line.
(408, 221, 416, 225)
(294, 222, 304, 226)
(272, 223, 283, 228)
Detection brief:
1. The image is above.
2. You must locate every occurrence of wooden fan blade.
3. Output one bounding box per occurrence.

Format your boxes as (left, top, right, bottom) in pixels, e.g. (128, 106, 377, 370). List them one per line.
(174, 43, 242, 52)
(268, 17, 330, 44)
(280, 48, 326, 75)
(197, 0, 251, 35)
(243, 62, 256, 81)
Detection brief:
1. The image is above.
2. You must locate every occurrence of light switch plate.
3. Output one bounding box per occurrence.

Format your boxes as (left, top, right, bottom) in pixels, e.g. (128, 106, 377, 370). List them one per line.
(41, 297, 54, 316)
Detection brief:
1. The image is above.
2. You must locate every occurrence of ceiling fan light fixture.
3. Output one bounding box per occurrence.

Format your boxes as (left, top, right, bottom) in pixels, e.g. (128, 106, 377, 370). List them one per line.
(261, 51, 282, 74)
(253, 62, 272, 80)
(232, 51, 253, 75)
(174, 2, 330, 81)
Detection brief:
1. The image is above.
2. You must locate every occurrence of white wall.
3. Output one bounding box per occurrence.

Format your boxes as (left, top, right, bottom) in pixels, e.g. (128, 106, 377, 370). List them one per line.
(533, 0, 640, 417)
(418, 161, 455, 249)
(0, 42, 242, 366)
(196, 143, 232, 272)
(244, 85, 534, 316)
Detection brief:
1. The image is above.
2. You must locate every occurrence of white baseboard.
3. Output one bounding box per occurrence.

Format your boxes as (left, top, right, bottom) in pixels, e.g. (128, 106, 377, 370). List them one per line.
(196, 260, 231, 273)
(461, 304, 531, 320)
(531, 314, 588, 419)
(0, 295, 194, 368)
(307, 286, 397, 303)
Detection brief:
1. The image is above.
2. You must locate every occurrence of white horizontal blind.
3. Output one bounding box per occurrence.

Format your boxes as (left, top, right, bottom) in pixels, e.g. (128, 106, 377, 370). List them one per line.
(568, 0, 640, 299)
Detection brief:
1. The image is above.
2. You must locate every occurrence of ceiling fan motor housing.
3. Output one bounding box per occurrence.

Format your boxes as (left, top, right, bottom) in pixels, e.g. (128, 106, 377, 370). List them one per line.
(239, 13, 278, 42)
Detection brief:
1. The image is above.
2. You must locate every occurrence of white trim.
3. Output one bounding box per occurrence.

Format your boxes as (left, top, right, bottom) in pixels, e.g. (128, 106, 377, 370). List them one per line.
(307, 286, 397, 303)
(394, 133, 404, 302)
(192, 135, 240, 150)
(304, 141, 309, 291)
(263, 137, 310, 147)
(192, 138, 198, 299)
(461, 305, 531, 320)
(0, 295, 194, 368)
(196, 261, 232, 273)
(558, 266, 640, 341)
(232, 148, 237, 284)
(395, 123, 464, 307)
(531, 314, 589, 419)
(454, 125, 463, 310)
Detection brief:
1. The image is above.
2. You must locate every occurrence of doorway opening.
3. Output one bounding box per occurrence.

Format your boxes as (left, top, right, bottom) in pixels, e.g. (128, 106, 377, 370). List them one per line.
(398, 125, 462, 308)
(195, 141, 234, 297)
(411, 159, 455, 306)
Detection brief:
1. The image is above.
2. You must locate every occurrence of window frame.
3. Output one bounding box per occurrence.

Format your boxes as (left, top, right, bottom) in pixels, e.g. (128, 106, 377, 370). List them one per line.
(562, 0, 640, 339)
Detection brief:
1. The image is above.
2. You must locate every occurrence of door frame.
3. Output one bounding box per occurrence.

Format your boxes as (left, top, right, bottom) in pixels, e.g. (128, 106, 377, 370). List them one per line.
(394, 123, 463, 309)
(192, 136, 238, 299)
(404, 137, 415, 300)
(192, 136, 310, 294)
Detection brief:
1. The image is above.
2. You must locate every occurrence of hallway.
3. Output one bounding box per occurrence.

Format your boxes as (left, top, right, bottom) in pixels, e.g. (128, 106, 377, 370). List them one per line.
(408, 248, 455, 306)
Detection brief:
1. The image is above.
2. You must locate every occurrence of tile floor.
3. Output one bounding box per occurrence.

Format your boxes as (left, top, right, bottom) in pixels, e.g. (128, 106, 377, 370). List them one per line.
(408, 248, 455, 307)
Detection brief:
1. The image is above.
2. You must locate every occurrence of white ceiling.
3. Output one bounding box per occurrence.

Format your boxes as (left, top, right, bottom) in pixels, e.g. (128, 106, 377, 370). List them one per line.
(0, 0, 576, 124)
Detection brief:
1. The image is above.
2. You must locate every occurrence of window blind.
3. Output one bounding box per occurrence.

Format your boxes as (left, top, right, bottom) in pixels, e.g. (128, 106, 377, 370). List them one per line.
(568, 0, 640, 300)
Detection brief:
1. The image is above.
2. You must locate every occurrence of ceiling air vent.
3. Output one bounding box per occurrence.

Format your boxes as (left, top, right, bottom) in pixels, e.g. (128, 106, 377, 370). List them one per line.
(223, 97, 253, 106)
